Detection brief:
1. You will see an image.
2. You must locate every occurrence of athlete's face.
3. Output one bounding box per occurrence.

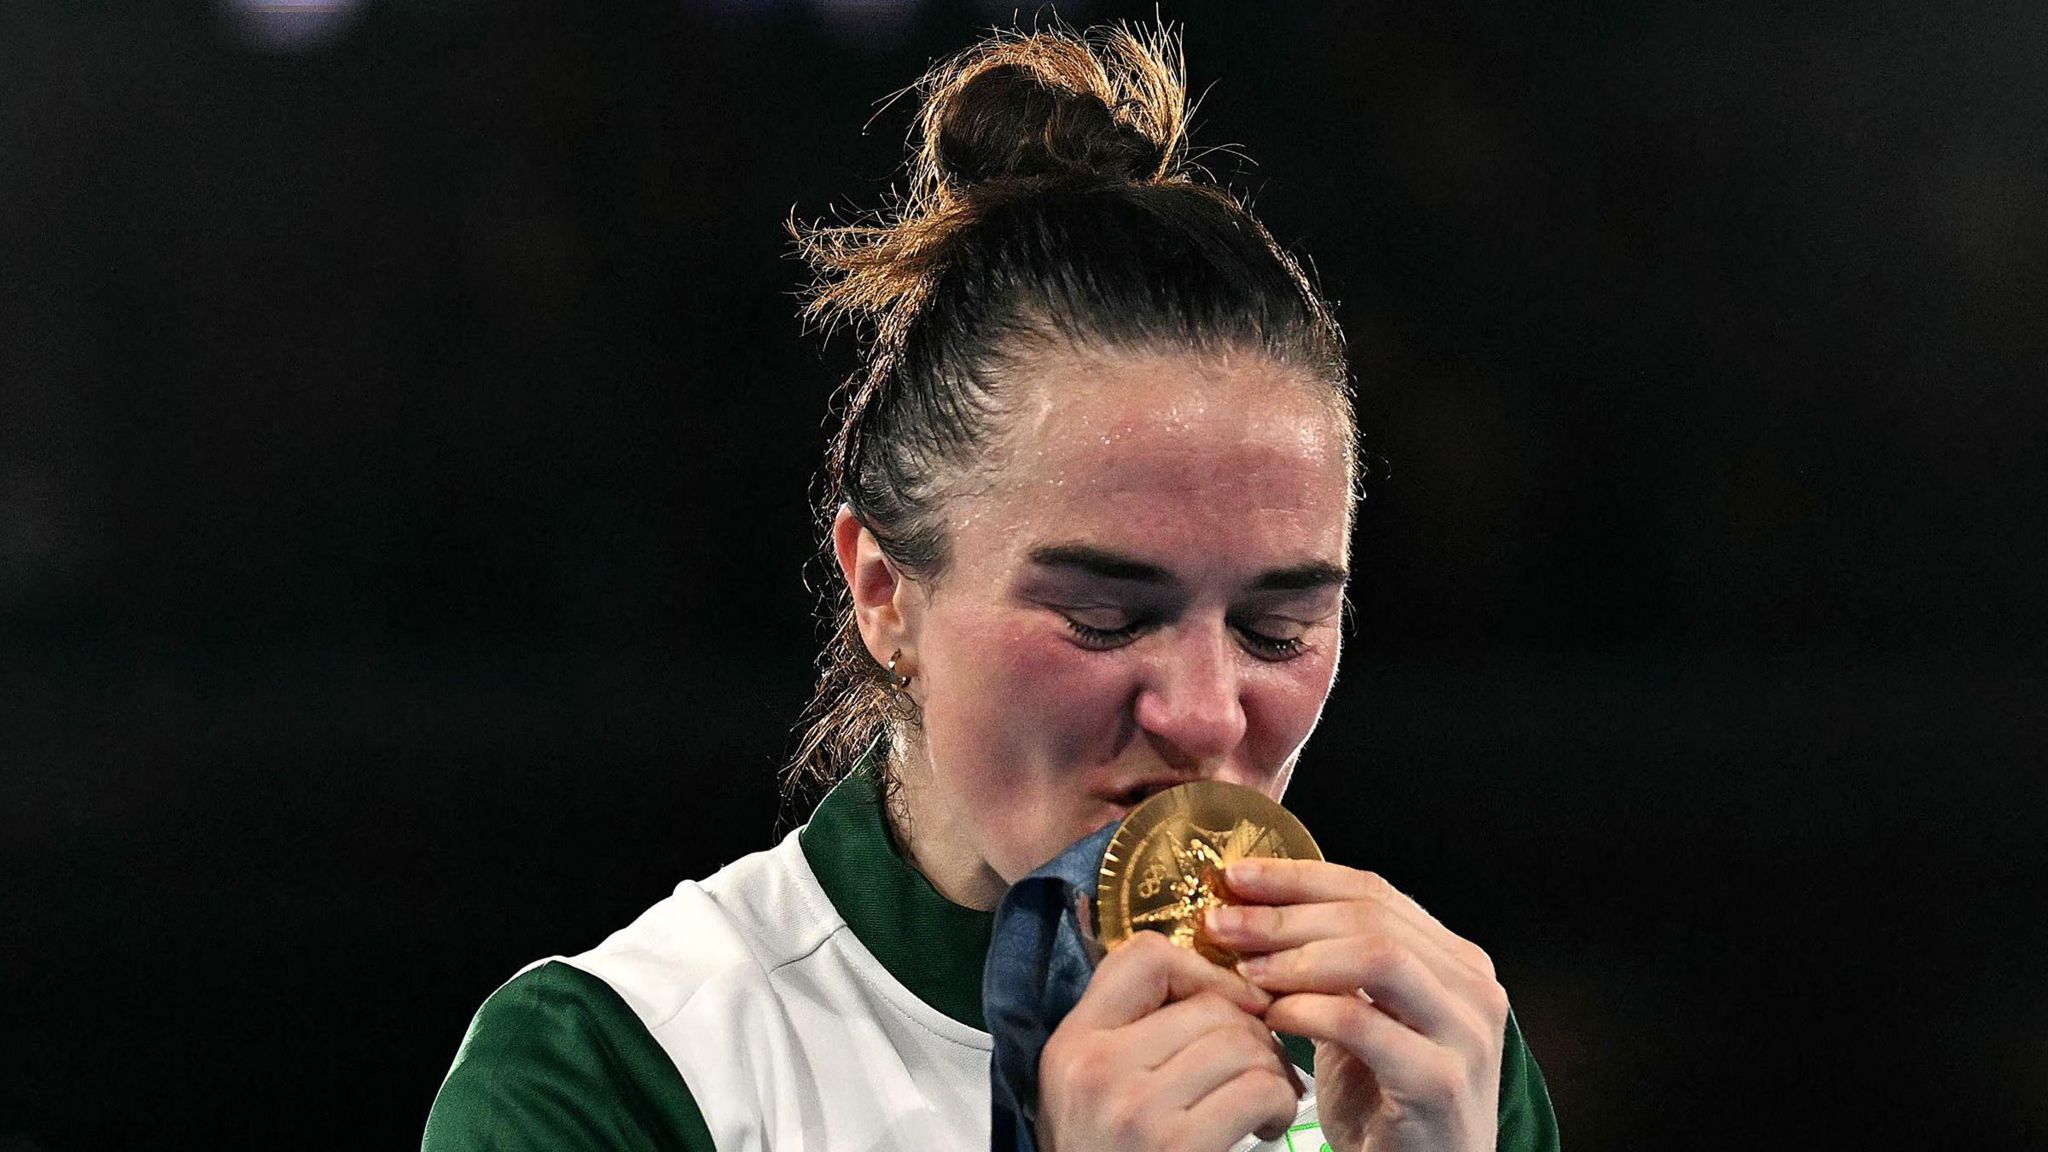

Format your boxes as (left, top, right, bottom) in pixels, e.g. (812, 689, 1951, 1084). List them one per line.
(839, 348, 1354, 910)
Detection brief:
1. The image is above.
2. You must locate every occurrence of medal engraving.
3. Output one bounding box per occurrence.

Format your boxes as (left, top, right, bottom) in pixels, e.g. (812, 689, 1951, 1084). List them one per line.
(1096, 780, 1322, 965)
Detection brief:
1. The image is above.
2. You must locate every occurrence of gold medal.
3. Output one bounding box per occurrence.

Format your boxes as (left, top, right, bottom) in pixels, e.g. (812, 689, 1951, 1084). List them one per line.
(1094, 780, 1322, 966)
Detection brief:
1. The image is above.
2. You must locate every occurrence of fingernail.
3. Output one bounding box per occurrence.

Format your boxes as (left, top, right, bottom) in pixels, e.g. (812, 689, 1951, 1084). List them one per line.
(1206, 905, 1244, 933)
(1236, 955, 1269, 979)
(1227, 859, 1263, 884)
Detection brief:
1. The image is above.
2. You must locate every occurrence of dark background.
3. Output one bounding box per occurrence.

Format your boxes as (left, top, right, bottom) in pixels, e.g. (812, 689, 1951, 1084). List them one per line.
(5, 1, 2045, 1148)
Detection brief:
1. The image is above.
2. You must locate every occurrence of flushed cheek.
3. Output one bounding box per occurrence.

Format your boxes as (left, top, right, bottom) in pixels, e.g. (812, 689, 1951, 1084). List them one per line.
(923, 618, 1118, 795)
(931, 629, 1135, 873)
(1241, 653, 1340, 784)
(984, 627, 1138, 766)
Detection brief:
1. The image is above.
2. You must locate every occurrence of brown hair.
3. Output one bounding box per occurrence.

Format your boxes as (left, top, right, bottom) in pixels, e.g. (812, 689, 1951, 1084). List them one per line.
(785, 23, 1352, 801)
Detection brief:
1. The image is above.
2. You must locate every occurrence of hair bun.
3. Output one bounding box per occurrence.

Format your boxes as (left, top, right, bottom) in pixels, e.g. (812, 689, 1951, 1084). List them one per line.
(916, 26, 1188, 193)
(931, 63, 1161, 187)
(794, 25, 1194, 343)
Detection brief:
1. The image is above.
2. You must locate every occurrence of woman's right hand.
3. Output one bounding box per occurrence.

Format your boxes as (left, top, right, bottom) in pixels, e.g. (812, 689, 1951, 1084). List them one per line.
(1038, 932, 1303, 1152)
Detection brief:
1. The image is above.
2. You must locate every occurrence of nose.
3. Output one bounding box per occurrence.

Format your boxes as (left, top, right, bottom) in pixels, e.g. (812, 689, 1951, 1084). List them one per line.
(1133, 620, 1248, 772)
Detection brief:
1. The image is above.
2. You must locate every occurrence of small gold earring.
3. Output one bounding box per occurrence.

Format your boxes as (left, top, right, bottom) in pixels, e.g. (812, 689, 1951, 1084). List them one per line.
(887, 649, 913, 689)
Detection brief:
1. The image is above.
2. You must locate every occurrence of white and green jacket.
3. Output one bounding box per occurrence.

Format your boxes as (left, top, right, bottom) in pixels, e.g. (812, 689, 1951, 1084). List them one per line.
(423, 770, 1559, 1151)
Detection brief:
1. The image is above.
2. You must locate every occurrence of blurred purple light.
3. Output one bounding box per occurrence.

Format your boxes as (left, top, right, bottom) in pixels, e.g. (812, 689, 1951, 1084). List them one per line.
(221, 0, 366, 53)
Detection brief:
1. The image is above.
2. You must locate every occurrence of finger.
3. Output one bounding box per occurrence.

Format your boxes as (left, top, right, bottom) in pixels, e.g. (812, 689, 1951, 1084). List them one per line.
(1205, 899, 1489, 992)
(1147, 1023, 1297, 1112)
(1176, 1066, 1303, 1152)
(1065, 932, 1269, 1031)
(1238, 934, 1476, 1044)
(1225, 859, 1497, 980)
(1263, 991, 1456, 1099)
(1117, 989, 1277, 1073)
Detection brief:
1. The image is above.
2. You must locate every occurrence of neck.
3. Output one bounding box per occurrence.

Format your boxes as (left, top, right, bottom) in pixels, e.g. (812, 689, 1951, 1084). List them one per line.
(883, 750, 1009, 912)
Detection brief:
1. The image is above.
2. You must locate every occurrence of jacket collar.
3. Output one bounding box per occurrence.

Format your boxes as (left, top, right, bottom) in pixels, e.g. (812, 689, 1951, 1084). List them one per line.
(798, 764, 994, 1032)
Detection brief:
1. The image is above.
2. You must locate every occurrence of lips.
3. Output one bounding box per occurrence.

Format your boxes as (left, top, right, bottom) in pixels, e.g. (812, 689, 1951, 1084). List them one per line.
(1098, 777, 1187, 813)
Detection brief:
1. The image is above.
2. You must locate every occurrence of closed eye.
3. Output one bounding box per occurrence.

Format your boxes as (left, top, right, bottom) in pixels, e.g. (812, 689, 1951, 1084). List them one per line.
(1063, 612, 1317, 660)
(1065, 616, 1151, 649)
(1233, 623, 1308, 661)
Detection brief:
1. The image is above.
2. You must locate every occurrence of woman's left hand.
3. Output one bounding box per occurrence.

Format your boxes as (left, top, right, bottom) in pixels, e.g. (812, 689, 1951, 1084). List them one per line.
(1201, 858, 1509, 1152)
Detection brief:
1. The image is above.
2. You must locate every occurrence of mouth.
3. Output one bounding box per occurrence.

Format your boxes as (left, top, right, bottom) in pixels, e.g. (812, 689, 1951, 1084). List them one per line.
(1099, 778, 1184, 816)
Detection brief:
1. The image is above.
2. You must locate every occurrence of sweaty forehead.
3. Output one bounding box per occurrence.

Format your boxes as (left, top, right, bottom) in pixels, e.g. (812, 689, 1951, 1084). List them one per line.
(960, 350, 1353, 551)
(1001, 353, 1343, 485)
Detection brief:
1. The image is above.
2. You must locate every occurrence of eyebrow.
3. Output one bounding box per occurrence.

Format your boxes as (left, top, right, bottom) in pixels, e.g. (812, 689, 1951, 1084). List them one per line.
(1026, 543, 1348, 592)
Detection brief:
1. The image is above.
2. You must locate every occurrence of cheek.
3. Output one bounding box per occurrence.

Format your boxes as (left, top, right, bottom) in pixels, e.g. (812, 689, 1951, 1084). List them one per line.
(920, 614, 1131, 794)
(995, 637, 1130, 766)
(919, 621, 1140, 881)
(1243, 649, 1341, 775)
(998, 631, 1139, 761)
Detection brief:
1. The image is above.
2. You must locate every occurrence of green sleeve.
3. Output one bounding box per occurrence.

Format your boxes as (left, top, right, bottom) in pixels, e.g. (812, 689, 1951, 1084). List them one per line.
(1276, 1007, 1560, 1151)
(422, 961, 719, 1152)
(1496, 1007, 1562, 1152)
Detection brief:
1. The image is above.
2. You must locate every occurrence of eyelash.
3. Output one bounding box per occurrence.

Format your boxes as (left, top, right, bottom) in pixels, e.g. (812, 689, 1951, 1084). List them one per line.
(1063, 618, 1309, 661)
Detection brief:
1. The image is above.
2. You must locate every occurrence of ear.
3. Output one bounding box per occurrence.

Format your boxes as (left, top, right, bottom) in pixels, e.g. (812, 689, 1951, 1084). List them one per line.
(832, 505, 922, 667)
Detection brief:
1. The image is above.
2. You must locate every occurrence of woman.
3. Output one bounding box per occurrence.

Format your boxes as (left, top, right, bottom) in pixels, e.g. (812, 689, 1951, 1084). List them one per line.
(424, 25, 1558, 1152)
